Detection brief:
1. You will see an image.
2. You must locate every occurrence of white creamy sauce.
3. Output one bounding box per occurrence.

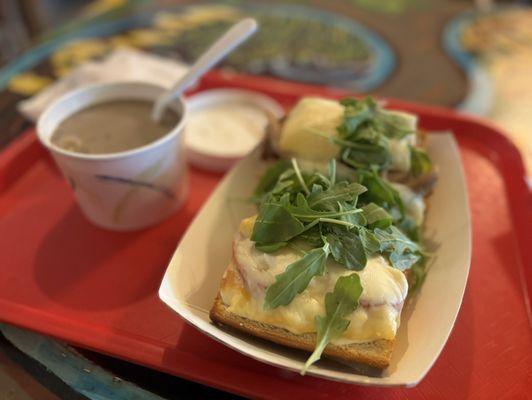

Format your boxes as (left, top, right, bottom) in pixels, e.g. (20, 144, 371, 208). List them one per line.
(185, 101, 268, 157)
(224, 235, 408, 342)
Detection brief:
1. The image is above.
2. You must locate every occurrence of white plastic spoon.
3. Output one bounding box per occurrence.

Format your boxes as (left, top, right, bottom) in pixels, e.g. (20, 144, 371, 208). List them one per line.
(151, 18, 258, 122)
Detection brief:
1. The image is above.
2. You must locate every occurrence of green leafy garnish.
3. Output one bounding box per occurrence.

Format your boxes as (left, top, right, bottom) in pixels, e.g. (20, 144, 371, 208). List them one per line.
(252, 160, 369, 266)
(390, 252, 420, 270)
(252, 159, 426, 280)
(302, 273, 363, 374)
(255, 242, 288, 253)
(377, 110, 416, 139)
(316, 97, 434, 178)
(410, 147, 432, 177)
(398, 216, 420, 241)
(337, 97, 376, 137)
(341, 143, 390, 170)
(374, 226, 421, 270)
(251, 202, 305, 244)
(358, 227, 380, 254)
(282, 193, 363, 222)
(307, 181, 366, 210)
(333, 97, 417, 171)
(254, 160, 291, 199)
(247, 152, 430, 373)
(264, 242, 330, 310)
(291, 158, 310, 195)
(362, 203, 392, 229)
(357, 170, 404, 221)
(327, 159, 337, 185)
(327, 230, 366, 270)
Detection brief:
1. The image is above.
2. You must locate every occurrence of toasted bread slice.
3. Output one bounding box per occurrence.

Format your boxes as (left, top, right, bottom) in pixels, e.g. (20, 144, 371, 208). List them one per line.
(209, 265, 394, 369)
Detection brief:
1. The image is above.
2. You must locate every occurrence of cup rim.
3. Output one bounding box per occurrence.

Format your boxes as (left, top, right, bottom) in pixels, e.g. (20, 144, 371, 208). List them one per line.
(36, 81, 187, 161)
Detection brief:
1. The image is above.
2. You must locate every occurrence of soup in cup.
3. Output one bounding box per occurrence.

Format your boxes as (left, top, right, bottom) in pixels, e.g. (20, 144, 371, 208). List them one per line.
(37, 81, 188, 231)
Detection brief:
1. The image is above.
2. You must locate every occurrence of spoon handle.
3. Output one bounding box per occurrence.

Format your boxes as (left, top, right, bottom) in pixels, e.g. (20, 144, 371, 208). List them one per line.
(152, 18, 258, 121)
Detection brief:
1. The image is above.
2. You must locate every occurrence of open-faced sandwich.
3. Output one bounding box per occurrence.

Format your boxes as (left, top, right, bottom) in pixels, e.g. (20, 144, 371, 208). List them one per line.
(210, 96, 437, 373)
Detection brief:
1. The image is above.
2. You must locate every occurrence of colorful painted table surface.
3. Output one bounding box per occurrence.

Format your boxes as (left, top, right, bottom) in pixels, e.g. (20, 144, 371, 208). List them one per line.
(2, 1, 531, 176)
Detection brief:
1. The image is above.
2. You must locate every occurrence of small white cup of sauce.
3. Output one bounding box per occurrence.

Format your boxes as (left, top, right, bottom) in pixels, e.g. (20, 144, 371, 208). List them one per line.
(185, 89, 284, 172)
(37, 81, 188, 231)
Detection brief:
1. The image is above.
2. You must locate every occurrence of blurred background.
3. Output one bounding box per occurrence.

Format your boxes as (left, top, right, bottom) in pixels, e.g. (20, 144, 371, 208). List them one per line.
(0, 0, 530, 398)
(1, 0, 531, 173)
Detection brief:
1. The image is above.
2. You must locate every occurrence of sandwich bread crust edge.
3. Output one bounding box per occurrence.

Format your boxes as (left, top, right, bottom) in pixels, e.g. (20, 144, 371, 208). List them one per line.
(210, 292, 393, 369)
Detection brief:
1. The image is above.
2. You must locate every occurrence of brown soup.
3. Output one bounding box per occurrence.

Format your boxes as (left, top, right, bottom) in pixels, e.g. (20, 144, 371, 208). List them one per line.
(51, 100, 179, 155)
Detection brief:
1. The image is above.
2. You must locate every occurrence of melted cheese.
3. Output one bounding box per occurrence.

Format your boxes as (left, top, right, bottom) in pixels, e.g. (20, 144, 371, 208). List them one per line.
(278, 97, 342, 161)
(389, 136, 413, 172)
(220, 223, 408, 343)
(387, 110, 418, 173)
(391, 182, 426, 225)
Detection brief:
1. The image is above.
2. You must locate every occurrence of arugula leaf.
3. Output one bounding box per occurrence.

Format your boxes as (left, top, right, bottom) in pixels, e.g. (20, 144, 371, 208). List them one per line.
(337, 200, 366, 226)
(270, 170, 298, 197)
(341, 145, 391, 172)
(307, 181, 366, 211)
(337, 98, 377, 138)
(375, 226, 419, 253)
(254, 160, 290, 197)
(328, 159, 337, 185)
(358, 227, 380, 254)
(376, 111, 415, 139)
(265, 164, 331, 203)
(334, 97, 431, 172)
(327, 231, 367, 270)
(291, 158, 310, 195)
(358, 171, 404, 220)
(362, 203, 392, 229)
(255, 242, 288, 253)
(297, 226, 324, 247)
(269, 179, 294, 198)
(251, 203, 304, 244)
(302, 273, 363, 374)
(410, 147, 432, 177)
(335, 98, 393, 171)
(264, 243, 330, 310)
(284, 193, 363, 222)
(390, 251, 420, 271)
(358, 171, 397, 206)
(310, 184, 325, 195)
(353, 123, 385, 143)
(374, 226, 420, 270)
(397, 216, 420, 241)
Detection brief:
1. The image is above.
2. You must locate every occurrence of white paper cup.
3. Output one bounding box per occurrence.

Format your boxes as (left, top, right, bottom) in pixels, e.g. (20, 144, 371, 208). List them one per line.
(37, 82, 188, 231)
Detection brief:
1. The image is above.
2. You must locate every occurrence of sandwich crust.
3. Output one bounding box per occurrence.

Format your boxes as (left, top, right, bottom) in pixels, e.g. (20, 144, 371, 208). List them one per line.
(210, 274, 394, 369)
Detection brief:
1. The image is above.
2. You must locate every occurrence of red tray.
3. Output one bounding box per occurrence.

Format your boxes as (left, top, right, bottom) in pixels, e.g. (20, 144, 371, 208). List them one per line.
(0, 73, 530, 399)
